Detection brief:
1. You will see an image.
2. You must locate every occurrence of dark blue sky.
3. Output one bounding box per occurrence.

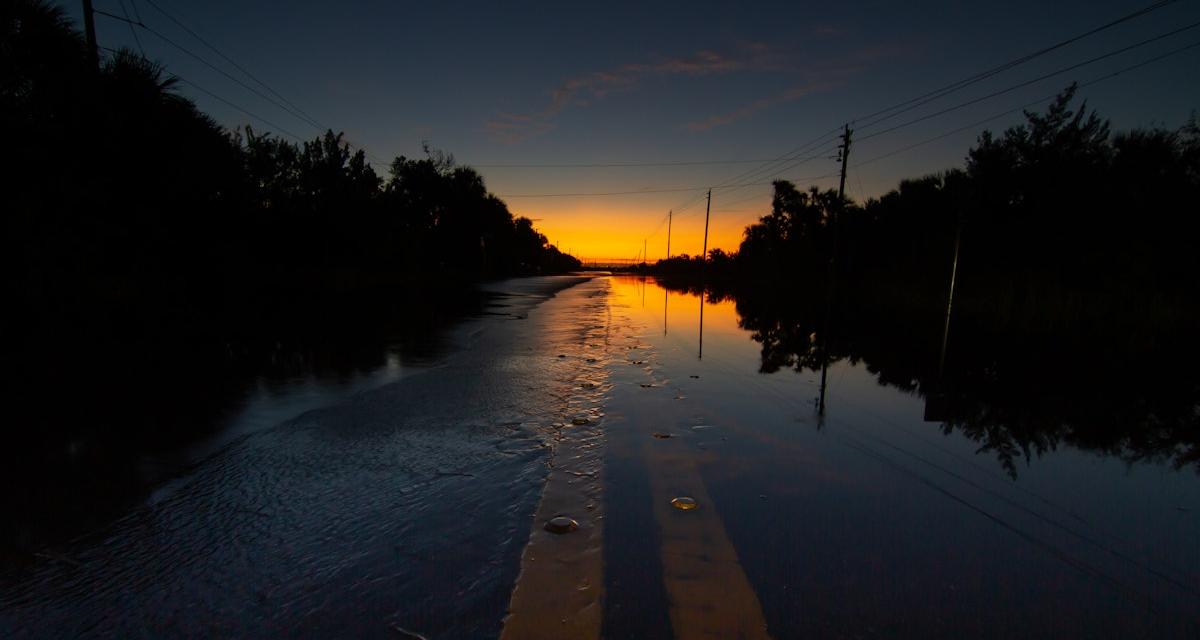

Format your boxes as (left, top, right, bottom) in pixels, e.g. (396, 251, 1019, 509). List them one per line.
(67, 0, 1200, 258)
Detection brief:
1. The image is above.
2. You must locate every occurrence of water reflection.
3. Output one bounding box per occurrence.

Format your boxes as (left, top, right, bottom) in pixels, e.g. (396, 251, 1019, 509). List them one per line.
(2, 284, 489, 565)
(656, 277, 1200, 479)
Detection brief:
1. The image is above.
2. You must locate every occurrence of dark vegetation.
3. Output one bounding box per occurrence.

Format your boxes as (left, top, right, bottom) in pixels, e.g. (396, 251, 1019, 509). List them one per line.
(649, 86, 1199, 477)
(2, 1, 578, 561)
(5, 0, 578, 346)
(2, 1, 1195, 552)
(654, 84, 1198, 324)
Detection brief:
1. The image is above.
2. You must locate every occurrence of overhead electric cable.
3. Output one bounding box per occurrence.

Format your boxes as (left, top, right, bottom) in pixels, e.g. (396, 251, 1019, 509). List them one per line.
(139, 0, 324, 131)
(117, 0, 145, 57)
(857, 20, 1200, 144)
(176, 78, 308, 143)
(97, 44, 311, 144)
(855, 37, 1200, 170)
(500, 186, 709, 198)
(853, 0, 1185, 132)
(474, 156, 828, 169)
(123, 11, 391, 169)
(135, 21, 325, 132)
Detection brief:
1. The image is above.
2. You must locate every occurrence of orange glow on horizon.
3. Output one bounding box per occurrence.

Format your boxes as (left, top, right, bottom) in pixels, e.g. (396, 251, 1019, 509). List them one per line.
(508, 198, 766, 262)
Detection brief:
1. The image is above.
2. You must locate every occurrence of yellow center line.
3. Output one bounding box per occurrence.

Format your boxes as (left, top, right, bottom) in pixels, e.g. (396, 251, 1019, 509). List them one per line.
(640, 418, 774, 639)
(498, 449, 605, 640)
(500, 289, 610, 639)
(503, 280, 773, 639)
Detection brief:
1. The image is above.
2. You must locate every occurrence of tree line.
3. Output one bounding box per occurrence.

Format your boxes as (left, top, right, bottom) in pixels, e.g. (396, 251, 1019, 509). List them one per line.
(648, 277, 1200, 479)
(655, 85, 1198, 330)
(4, 0, 577, 340)
(648, 86, 1199, 476)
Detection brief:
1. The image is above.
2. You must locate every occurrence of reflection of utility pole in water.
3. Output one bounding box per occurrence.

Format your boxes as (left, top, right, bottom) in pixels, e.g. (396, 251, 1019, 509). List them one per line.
(939, 220, 962, 380)
(924, 217, 965, 422)
(818, 124, 852, 420)
(663, 288, 669, 335)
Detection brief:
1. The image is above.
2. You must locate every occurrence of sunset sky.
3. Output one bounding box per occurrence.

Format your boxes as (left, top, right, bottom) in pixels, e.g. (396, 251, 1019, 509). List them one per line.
(66, 0, 1199, 261)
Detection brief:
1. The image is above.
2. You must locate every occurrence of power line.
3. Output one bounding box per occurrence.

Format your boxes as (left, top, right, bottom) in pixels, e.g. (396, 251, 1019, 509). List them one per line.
(499, 186, 709, 198)
(102, 2, 392, 168)
(98, 42, 313, 144)
(474, 156, 827, 169)
(852, 0, 1185, 134)
(133, 21, 325, 133)
(177, 77, 308, 143)
(851, 28, 1200, 175)
(138, 0, 325, 134)
(853, 37, 1200, 171)
(117, 0, 145, 58)
(857, 20, 1200, 145)
(658, 0, 1191, 229)
(665, 0, 1190, 229)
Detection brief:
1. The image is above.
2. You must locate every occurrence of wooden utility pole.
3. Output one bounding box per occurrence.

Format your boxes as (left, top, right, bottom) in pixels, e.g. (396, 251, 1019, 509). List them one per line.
(837, 124, 851, 205)
(819, 124, 852, 419)
(666, 210, 672, 260)
(82, 0, 100, 69)
(702, 189, 711, 261)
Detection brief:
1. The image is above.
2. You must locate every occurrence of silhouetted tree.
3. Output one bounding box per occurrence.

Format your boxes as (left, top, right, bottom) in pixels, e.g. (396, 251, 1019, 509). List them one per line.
(737, 180, 843, 278)
(379, 147, 575, 276)
(4, 0, 94, 313)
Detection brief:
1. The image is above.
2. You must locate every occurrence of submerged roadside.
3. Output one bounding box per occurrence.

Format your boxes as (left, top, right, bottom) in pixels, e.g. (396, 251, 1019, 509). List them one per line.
(0, 275, 599, 640)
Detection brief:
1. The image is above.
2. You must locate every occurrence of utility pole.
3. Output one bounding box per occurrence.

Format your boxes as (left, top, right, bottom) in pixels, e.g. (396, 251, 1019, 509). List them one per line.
(819, 124, 852, 419)
(938, 221, 962, 380)
(837, 124, 851, 205)
(702, 189, 711, 261)
(666, 210, 672, 260)
(82, 0, 100, 70)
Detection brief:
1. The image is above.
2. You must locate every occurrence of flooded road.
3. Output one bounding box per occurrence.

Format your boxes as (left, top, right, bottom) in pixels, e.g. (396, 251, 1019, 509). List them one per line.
(3, 274, 1197, 639)
(1, 276, 602, 639)
(592, 275, 1199, 639)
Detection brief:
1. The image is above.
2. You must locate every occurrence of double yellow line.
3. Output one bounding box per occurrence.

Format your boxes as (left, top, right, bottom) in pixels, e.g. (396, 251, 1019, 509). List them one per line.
(501, 345, 772, 639)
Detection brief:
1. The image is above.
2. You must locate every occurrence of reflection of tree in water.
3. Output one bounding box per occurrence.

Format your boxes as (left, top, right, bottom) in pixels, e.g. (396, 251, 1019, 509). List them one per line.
(732, 290, 837, 375)
(938, 315, 1200, 478)
(660, 280, 1200, 479)
(3, 283, 486, 562)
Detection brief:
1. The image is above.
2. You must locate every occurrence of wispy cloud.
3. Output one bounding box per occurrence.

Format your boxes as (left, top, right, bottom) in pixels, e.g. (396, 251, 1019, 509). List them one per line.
(810, 24, 847, 37)
(678, 41, 910, 132)
(483, 47, 779, 143)
(482, 40, 900, 142)
(483, 111, 557, 144)
(680, 83, 838, 131)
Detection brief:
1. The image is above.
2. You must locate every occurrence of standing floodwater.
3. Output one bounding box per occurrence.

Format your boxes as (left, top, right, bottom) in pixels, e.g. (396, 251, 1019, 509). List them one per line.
(0, 276, 605, 639)
(594, 275, 1200, 639)
(3, 274, 1198, 639)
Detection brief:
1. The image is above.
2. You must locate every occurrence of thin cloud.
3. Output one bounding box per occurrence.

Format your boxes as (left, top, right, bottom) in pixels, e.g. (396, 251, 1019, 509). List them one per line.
(811, 24, 848, 37)
(680, 83, 838, 131)
(679, 41, 911, 133)
(484, 47, 781, 143)
(484, 111, 557, 144)
(482, 41, 902, 142)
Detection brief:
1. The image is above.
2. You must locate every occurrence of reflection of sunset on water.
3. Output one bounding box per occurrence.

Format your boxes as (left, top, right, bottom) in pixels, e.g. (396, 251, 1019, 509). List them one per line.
(594, 274, 1200, 639)
(609, 275, 742, 342)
